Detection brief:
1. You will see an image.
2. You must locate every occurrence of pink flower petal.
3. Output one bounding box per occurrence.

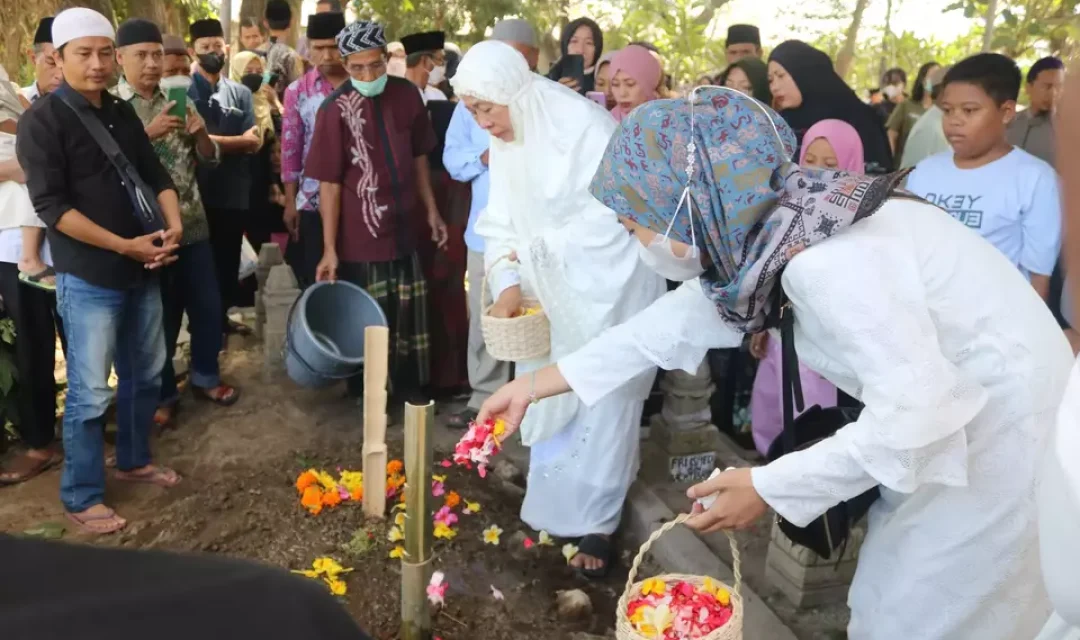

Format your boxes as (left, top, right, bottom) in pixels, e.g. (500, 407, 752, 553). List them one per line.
(440, 459, 452, 468)
(523, 537, 535, 549)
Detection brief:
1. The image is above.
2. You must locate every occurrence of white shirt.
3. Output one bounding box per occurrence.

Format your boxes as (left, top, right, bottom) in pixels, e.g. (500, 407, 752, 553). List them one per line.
(18, 83, 39, 103)
(558, 198, 1073, 640)
(420, 85, 447, 104)
(0, 227, 51, 266)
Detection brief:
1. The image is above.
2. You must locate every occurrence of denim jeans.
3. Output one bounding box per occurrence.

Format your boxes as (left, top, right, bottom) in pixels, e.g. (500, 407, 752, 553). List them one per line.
(160, 241, 222, 404)
(56, 273, 165, 513)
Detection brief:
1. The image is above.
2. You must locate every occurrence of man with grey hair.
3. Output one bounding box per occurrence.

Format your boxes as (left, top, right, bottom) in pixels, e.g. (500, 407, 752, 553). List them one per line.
(20, 17, 62, 102)
(441, 18, 538, 428)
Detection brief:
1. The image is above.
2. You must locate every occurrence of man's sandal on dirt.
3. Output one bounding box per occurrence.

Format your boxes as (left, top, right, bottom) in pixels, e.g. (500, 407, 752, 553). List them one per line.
(0, 451, 62, 486)
(66, 507, 126, 534)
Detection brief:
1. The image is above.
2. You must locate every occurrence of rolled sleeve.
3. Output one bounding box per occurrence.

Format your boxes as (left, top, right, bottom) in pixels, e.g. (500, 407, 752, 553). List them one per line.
(16, 108, 75, 227)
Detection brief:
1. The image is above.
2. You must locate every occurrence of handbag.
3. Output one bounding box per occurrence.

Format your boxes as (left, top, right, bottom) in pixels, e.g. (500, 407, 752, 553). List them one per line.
(765, 290, 879, 560)
(53, 86, 165, 234)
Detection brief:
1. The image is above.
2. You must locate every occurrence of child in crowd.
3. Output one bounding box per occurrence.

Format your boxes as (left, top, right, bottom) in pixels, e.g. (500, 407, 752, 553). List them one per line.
(747, 119, 860, 455)
(907, 53, 1061, 300)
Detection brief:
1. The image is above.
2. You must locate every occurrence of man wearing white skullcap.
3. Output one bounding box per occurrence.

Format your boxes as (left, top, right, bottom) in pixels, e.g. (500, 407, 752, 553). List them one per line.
(16, 6, 185, 534)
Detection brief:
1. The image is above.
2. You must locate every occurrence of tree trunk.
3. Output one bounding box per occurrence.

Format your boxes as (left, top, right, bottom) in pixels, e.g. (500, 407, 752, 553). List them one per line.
(58, 0, 114, 23)
(879, 0, 893, 79)
(240, 0, 267, 20)
(126, 0, 169, 28)
(835, 0, 871, 79)
(982, 0, 998, 51)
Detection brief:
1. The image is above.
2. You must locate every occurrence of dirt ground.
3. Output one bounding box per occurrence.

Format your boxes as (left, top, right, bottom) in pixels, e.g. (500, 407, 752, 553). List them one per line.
(0, 340, 627, 640)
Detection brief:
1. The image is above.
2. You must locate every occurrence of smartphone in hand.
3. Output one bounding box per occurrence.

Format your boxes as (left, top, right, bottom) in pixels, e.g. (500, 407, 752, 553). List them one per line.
(562, 54, 586, 93)
(586, 91, 606, 107)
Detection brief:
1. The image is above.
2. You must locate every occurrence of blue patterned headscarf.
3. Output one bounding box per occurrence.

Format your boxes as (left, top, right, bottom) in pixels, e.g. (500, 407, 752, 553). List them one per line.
(590, 87, 908, 332)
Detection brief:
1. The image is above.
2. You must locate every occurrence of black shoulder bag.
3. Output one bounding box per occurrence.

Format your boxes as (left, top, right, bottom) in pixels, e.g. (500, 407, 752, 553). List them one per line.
(765, 290, 880, 560)
(53, 86, 165, 234)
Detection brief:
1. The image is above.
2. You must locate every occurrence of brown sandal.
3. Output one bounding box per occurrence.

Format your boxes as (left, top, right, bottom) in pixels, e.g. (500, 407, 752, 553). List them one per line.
(114, 465, 182, 488)
(0, 451, 62, 486)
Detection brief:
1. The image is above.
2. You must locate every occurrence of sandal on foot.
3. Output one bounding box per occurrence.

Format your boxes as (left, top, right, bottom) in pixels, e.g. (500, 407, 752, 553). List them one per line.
(446, 408, 478, 429)
(573, 534, 614, 580)
(193, 383, 240, 407)
(114, 465, 182, 488)
(18, 267, 56, 292)
(153, 406, 176, 429)
(0, 451, 62, 486)
(66, 507, 126, 534)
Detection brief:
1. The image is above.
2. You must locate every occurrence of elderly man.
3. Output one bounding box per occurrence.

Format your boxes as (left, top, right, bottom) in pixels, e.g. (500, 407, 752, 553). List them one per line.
(114, 18, 239, 427)
(307, 20, 447, 403)
(441, 18, 538, 427)
(187, 18, 262, 336)
(17, 7, 184, 533)
(725, 24, 761, 64)
(162, 34, 191, 77)
(402, 31, 448, 103)
(20, 17, 62, 103)
(281, 11, 347, 288)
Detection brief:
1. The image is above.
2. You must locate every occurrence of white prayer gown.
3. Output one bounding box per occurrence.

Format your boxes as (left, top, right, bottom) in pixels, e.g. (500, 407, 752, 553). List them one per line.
(463, 42, 665, 537)
(558, 198, 1073, 639)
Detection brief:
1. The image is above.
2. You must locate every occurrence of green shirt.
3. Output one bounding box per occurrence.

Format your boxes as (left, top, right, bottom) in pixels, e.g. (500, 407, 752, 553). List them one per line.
(885, 99, 928, 168)
(112, 78, 218, 245)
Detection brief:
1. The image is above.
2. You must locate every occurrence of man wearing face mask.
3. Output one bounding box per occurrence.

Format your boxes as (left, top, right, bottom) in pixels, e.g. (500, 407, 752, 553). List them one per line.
(386, 42, 407, 77)
(187, 18, 263, 337)
(306, 20, 448, 404)
(401, 31, 448, 104)
(113, 18, 239, 423)
(875, 67, 908, 123)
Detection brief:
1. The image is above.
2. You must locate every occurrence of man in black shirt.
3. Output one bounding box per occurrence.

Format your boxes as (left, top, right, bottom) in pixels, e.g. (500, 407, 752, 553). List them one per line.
(16, 7, 184, 534)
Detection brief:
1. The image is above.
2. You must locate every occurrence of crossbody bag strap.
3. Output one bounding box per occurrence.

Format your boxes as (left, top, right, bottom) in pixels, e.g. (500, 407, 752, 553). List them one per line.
(53, 87, 164, 233)
(779, 288, 805, 454)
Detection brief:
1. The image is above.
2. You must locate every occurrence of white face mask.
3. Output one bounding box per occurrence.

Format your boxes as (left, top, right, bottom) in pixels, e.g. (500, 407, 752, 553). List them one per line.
(428, 64, 446, 86)
(637, 187, 704, 282)
(387, 58, 407, 77)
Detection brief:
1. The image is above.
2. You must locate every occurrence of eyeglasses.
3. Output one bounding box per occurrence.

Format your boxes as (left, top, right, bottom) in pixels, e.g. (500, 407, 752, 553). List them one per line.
(347, 59, 387, 75)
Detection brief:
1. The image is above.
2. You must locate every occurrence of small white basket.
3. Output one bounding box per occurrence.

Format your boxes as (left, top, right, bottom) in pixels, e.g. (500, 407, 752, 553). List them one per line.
(480, 255, 551, 362)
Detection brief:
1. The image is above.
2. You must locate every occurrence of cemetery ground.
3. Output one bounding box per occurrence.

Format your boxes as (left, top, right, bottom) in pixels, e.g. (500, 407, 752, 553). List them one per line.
(0, 335, 847, 640)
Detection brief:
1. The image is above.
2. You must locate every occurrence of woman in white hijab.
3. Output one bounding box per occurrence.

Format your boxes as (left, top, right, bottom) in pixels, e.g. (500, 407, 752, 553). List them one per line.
(450, 40, 664, 575)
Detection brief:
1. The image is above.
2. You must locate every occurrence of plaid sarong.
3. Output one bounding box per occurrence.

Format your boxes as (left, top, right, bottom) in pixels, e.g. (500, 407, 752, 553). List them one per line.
(339, 254, 430, 391)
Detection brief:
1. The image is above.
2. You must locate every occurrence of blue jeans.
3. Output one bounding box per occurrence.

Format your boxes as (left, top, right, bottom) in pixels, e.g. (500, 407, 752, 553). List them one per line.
(56, 273, 165, 513)
(160, 241, 223, 403)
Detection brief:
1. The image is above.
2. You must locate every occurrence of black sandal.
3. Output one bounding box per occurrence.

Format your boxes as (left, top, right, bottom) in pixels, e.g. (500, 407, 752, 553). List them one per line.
(18, 267, 56, 292)
(573, 534, 614, 580)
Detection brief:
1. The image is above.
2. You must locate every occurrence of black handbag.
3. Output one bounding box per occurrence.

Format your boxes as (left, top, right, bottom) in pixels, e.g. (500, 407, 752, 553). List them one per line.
(53, 86, 165, 235)
(765, 291, 879, 560)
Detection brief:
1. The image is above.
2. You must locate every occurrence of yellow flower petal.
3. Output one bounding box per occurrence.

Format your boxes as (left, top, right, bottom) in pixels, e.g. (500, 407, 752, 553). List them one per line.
(641, 578, 667, 596)
(463, 500, 481, 514)
(562, 543, 579, 564)
(394, 512, 407, 527)
(392, 502, 408, 512)
(389, 546, 406, 559)
(482, 525, 503, 545)
(537, 530, 554, 546)
(433, 523, 458, 540)
(432, 474, 446, 483)
(388, 526, 404, 542)
(716, 586, 731, 607)
(325, 577, 347, 596)
(290, 569, 318, 579)
(492, 419, 506, 437)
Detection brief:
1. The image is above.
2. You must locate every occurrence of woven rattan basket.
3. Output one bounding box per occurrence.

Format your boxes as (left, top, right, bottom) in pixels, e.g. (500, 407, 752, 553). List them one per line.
(616, 514, 744, 640)
(480, 255, 550, 361)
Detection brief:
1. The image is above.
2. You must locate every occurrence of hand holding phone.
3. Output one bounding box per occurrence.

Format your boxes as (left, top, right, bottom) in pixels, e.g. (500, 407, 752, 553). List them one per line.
(560, 54, 586, 94)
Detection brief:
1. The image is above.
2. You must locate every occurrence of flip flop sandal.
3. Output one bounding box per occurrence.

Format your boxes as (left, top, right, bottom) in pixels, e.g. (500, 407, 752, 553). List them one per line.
(18, 267, 56, 292)
(573, 534, 614, 580)
(0, 451, 62, 486)
(66, 507, 126, 535)
(193, 384, 241, 407)
(114, 466, 182, 488)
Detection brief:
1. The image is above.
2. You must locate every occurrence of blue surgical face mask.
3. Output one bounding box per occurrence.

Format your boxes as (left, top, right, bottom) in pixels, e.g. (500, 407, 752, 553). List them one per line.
(351, 73, 388, 98)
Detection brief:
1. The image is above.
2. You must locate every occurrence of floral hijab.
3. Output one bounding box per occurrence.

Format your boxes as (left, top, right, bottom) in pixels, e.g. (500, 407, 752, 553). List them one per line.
(589, 87, 909, 332)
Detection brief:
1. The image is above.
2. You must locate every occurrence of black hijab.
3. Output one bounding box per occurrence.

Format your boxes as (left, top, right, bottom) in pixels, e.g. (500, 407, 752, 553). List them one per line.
(546, 17, 604, 93)
(719, 57, 772, 105)
(769, 41, 894, 173)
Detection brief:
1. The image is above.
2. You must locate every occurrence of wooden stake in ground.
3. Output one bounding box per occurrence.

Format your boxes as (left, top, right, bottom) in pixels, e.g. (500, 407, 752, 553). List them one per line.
(401, 401, 435, 640)
(362, 326, 389, 520)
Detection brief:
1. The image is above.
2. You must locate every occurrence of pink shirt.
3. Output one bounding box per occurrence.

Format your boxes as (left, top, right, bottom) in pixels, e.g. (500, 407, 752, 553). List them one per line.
(281, 69, 335, 212)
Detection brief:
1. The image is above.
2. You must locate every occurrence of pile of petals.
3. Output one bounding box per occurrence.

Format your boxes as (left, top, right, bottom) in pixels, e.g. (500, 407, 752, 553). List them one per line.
(295, 461, 405, 515)
(452, 418, 506, 477)
(626, 577, 733, 639)
(291, 557, 354, 596)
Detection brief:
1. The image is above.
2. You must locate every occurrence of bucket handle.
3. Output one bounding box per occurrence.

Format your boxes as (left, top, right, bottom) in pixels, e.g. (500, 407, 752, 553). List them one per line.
(282, 295, 364, 381)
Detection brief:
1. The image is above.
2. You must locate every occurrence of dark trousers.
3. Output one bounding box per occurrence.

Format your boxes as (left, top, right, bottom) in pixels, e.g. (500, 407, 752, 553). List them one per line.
(0, 263, 63, 449)
(297, 209, 324, 289)
(206, 207, 246, 326)
(159, 241, 223, 404)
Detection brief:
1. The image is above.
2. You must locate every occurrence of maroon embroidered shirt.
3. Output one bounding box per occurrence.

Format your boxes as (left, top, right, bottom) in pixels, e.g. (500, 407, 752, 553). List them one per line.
(305, 76, 436, 263)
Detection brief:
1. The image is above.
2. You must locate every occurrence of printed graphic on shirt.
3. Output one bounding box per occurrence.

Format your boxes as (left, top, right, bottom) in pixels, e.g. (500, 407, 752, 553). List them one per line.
(920, 193, 983, 229)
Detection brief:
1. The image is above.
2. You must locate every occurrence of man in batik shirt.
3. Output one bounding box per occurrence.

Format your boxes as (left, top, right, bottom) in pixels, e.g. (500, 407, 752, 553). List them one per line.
(307, 20, 448, 403)
(281, 10, 347, 287)
(114, 18, 240, 424)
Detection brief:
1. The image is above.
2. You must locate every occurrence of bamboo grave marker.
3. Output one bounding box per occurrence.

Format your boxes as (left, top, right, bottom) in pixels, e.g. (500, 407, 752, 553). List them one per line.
(401, 401, 435, 640)
(362, 326, 389, 520)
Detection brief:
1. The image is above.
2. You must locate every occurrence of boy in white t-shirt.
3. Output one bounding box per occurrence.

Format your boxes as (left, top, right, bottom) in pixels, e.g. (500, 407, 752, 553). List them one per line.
(907, 53, 1061, 300)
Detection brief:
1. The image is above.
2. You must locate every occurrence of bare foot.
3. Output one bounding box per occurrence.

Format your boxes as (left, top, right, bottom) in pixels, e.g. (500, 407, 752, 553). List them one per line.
(66, 504, 127, 534)
(18, 256, 55, 287)
(115, 465, 182, 488)
(0, 448, 60, 485)
(569, 534, 610, 573)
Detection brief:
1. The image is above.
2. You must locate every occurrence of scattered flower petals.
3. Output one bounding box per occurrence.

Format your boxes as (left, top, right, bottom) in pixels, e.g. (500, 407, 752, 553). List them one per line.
(392, 502, 408, 512)
(388, 526, 404, 542)
(626, 578, 735, 639)
(427, 571, 447, 607)
(434, 506, 458, 527)
(434, 522, 457, 540)
(482, 525, 503, 546)
(432, 474, 447, 483)
(325, 577, 347, 596)
(395, 512, 407, 528)
(562, 543, 579, 565)
(463, 500, 481, 514)
(389, 546, 406, 559)
(387, 460, 404, 476)
(491, 585, 505, 601)
(440, 459, 453, 468)
(642, 578, 666, 596)
(291, 557, 353, 595)
(523, 536, 535, 549)
(538, 530, 554, 546)
(452, 419, 505, 476)
(432, 480, 445, 497)
(444, 491, 461, 509)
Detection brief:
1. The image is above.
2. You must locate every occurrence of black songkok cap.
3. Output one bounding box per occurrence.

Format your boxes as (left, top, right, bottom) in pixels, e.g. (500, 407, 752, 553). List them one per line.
(726, 24, 760, 47)
(34, 17, 54, 45)
(117, 18, 163, 48)
(307, 12, 346, 40)
(189, 19, 224, 42)
(266, 0, 292, 21)
(401, 31, 445, 56)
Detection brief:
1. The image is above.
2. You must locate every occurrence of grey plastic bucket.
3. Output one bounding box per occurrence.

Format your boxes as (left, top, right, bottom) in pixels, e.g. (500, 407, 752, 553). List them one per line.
(284, 281, 388, 388)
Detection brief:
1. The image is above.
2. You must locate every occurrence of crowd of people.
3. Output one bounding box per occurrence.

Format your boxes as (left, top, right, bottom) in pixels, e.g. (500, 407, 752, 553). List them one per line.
(0, 2, 1076, 638)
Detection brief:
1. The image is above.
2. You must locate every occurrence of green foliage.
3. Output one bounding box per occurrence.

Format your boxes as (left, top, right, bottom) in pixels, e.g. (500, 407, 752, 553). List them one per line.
(0, 317, 17, 426)
(944, 0, 1078, 58)
(604, 0, 730, 82)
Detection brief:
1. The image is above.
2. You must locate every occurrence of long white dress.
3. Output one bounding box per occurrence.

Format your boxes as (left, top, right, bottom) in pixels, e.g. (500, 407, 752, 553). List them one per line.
(558, 198, 1073, 639)
(467, 43, 665, 537)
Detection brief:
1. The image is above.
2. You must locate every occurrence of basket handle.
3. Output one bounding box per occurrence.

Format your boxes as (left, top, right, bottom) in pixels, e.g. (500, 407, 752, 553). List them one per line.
(479, 253, 516, 309)
(620, 514, 742, 605)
